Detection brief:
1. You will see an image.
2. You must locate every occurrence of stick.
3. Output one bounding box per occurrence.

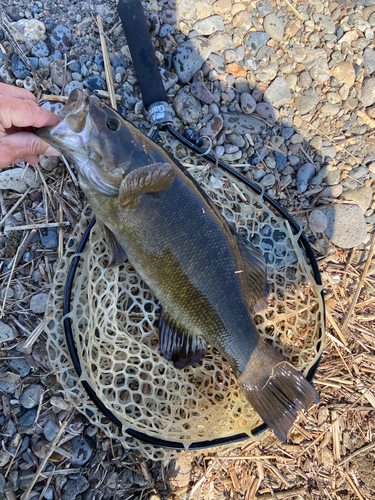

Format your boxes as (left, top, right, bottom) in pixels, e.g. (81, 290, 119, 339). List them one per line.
(306, 123, 361, 164)
(342, 232, 375, 329)
(282, 0, 304, 21)
(256, 486, 306, 499)
(20, 409, 75, 500)
(345, 471, 365, 500)
(97, 14, 117, 110)
(339, 441, 375, 466)
(3, 221, 70, 232)
(0, 188, 31, 227)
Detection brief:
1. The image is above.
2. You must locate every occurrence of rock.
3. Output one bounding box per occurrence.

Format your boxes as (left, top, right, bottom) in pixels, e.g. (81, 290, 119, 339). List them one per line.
(233, 11, 251, 31)
(191, 78, 214, 104)
(0, 65, 15, 85)
(173, 37, 212, 83)
(19, 408, 37, 427)
(310, 135, 322, 150)
(263, 77, 291, 108)
(320, 103, 340, 116)
(313, 13, 336, 34)
(159, 24, 174, 37)
(281, 127, 294, 140)
(7, 350, 30, 377)
(43, 419, 59, 442)
(10, 19, 46, 43)
(50, 25, 72, 53)
(199, 115, 223, 139)
(213, 0, 232, 16)
(173, 90, 202, 124)
(340, 187, 373, 213)
(208, 32, 233, 53)
(31, 40, 49, 58)
(295, 91, 319, 114)
(30, 293, 49, 314)
(275, 151, 287, 171)
(227, 133, 245, 148)
(62, 477, 89, 500)
(40, 228, 58, 249)
(83, 75, 106, 91)
(240, 93, 256, 114)
(264, 14, 284, 41)
(209, 53, 225, 73)
(244, 54, 259, 71)
(284, 19, 302, 38)
(255, 102, 279, 121)
(309, 209, 327, 232)
(168, 456, 195, 489)
(256, 1, 273, 17)
(0, 168, 40, 192)
(222, 113, 266, 135)
(261, 173, 276, 188)
(70, 436, 93, 466)
(0, 322, 15, 342)
(176, 0, 196, 20)
(330, 61, 356, 87)
(193, 15, 224, 36)
(363, 47, 375, 75)
(50, 60, 72, 88)
(321, 185, 343, 198)
(243, 32, 270, 55)
(323, 204, 367, 249)
(253, 168, 266, 181)
(225, 63, 246, 78)
(10, 55, 30, 79)
(160, 68, 178, 90)
(63, 80, 83, 96)
(296, 163, 316, 193)
(361, 78, 375, 107)
(20, 385, 43, 409)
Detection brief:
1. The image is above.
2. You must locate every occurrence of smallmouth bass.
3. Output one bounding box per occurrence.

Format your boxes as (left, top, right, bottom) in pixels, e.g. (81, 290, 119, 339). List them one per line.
(36, 90, 319, 441)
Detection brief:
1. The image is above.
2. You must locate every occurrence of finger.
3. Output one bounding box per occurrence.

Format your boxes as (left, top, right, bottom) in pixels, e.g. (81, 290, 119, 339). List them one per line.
(24, 155, 40, 165)
(0, 132, 61, 170)
(0, 96, 60, 130)
(0, 83, 37, 102)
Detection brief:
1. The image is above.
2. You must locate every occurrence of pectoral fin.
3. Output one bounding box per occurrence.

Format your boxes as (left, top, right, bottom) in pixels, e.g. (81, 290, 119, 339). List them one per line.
(119, 162, 175, 207)
(158, 308, 207, 368)
(103, 224, 128, 265)
(237, 237, 269, 313)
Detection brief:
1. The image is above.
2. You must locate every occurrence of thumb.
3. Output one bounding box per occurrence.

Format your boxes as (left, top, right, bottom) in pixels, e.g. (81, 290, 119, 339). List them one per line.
(0, 131, 61, 170)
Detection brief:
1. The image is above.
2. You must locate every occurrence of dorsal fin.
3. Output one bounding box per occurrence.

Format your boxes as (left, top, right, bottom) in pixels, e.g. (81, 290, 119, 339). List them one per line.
(119, 163, 175, 207)
(158, 308, 207, 368)
(237, 237, 269, 313)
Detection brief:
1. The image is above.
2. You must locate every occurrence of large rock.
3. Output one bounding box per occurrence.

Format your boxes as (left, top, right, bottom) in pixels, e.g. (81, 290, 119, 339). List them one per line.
(173, 37, 212, 84)
(222, 113, 266, 134)
(263, 76, 291, 108)
(0, 168, 40, 193)
(340, 187, 373, 214)
(322, 204, 367, 249)
(10, 19, 46, 43)
(173, 90, 202, 124)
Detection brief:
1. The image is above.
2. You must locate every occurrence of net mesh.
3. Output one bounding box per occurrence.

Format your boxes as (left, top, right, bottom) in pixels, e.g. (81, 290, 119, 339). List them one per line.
(45, 133, 325, 461)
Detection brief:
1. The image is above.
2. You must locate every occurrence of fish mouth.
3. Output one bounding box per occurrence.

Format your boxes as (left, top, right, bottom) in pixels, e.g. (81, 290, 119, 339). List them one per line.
(35, 89, 91, 157)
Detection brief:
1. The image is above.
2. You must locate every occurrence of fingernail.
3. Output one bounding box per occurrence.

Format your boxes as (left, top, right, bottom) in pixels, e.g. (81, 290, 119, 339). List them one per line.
(45, 146, 61, 156)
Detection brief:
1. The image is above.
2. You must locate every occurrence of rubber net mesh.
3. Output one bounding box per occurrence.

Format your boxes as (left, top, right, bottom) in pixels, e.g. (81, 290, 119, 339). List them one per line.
(45, 132, 325, 461)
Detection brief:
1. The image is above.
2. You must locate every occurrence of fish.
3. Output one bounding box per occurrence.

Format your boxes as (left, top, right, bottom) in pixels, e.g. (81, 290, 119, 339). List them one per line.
(35, 89, 319, 441)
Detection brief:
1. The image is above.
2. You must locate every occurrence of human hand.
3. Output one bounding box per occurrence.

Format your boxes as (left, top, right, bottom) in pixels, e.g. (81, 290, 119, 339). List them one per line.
(0, 83, 61, 170)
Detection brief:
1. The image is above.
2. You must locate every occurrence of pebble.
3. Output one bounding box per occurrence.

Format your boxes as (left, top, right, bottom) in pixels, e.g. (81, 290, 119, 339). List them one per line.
(160, 68, 178, 90)
(173, 90, 202, 124)
(330, 61, 356, 87)
(0, 168, 40, 192)
(255, 102, 279, 121)
(63, 80, 83, 96)
(361, 78, 375, 107)
(193, 15, 224, 36)
(199, 115, 223, 139)
(0, 321, 15, 342)
(10, 54, 30, 79)
(261, 173, 276, 188)
(173, 37, 212, 83)
(29, 293, 49, 314)
(191, 78, 214, 104)
(296, 163, 316, 193)
(61, 477, 89, 500)
(275, 152, 287, 171)
(19, 409, 37, 427)
(43, 419, 59, 442)
(7, 349, 30, 377)
(20, 385, 43, 409)
(70, 435, 93, 466)
(309, 209, 328, 233)
(213, 0, 232, 16)
(263, 77, 291, 108)
(295, 91, 319, 115)
(256, 1, 273, 17)
(222, 113, 266, 135)
(40, 228, 58, 249)
(263, 14, 285, 41)
(10, 19, 46, 43)
(323, 204, 367, 248)
(240, 93, 256, 114)
(243, 32, 270, 55)
(340, 187, 373, 213)
(363, 47, 375, 75)
(83, 75, 106, 91)
(50, 60, 72, 88)
(50, 25, 72, 53)
(31, 40, 49, 58)
(313, 13, 336, 34)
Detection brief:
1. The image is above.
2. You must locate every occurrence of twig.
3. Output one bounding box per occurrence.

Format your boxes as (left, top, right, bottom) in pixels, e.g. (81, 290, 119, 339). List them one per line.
(23, 321, 45, 350)
(20, 408, 75, 500)
(0, 188, 31, 227)
(61, 156, 79, 186)
(325, 309, 347, 346)
(0, 242, 21, 319)
(306, 123, 361, 164)
(345, 471, 365, 500)
(339, 440, 375, 466)
(37, 466, 55, 500)
(97, 14, 117, 110)
(342, 232, 375, 329)
(256, 486, 306, 499)
(4, 440, 22, 478)
(3, 221, 70, 232)
(282, 0, 304, 21)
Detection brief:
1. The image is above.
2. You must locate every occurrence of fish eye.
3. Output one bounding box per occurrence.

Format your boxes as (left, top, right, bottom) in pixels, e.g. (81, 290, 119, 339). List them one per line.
(106, 117, 121, 132)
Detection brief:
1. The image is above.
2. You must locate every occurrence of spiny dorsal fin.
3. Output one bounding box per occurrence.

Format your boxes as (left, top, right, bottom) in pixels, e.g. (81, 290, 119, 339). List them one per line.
(119, 163, 175, 207)
(237, 236, 269, 313)
(158, 308, 207, 368)
(103, 224, 128, 265)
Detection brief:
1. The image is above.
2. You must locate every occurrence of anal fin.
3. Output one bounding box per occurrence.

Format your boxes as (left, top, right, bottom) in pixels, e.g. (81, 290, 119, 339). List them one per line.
(237, 236, 269, 313)
(158, 308, 207, 368)
(103, 224, 128, 265)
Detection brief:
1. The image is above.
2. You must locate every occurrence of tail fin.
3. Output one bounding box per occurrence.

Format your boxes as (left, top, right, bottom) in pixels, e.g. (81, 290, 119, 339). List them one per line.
(238, 344, 319, 442)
